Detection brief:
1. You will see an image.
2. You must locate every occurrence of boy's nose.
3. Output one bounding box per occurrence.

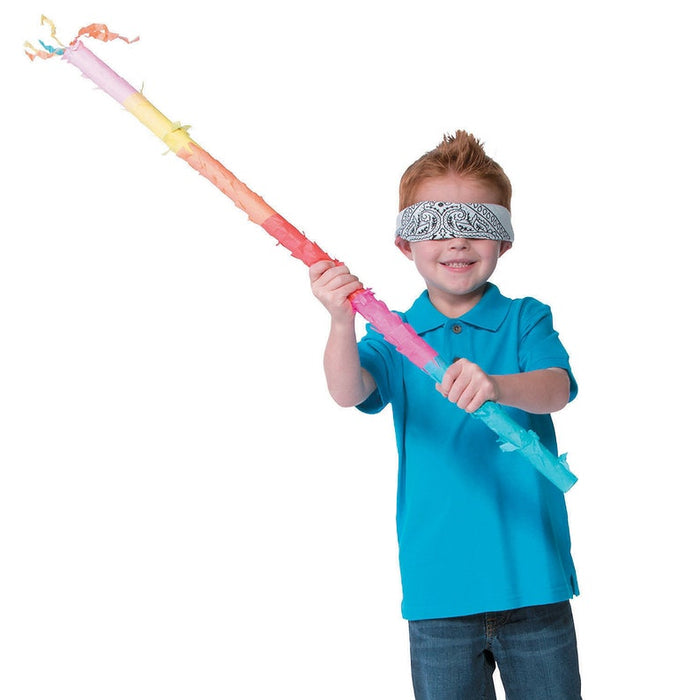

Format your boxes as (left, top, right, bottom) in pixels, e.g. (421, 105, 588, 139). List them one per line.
(449, 237, 470, 248)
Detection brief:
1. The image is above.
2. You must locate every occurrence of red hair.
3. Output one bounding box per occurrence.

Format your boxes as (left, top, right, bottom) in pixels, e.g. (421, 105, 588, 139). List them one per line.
(399, 131, 512, 211)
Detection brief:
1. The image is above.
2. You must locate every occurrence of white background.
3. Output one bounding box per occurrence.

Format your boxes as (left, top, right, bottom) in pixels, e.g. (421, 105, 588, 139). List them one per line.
(2, 1, 698, 697)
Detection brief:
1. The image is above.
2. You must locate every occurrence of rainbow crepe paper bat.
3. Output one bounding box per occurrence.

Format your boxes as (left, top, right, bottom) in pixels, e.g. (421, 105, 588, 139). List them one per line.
(26, 19, 577, 492)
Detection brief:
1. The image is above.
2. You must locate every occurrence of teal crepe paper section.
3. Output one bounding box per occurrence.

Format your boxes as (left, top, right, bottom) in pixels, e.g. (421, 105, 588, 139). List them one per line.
(423, 358, 577, 493)
(39, 40, 64, 55)
(473, 402, 577, 492)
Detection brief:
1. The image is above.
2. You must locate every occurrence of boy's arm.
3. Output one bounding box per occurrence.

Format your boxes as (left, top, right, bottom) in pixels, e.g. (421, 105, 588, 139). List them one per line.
(439, 358, 570, 415)
(309, 261, 377, 407)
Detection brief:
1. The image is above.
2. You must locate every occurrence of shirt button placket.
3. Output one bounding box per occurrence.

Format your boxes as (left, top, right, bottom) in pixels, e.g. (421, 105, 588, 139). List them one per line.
(447, 323, 465, 364)
(447, 323, 463, 363)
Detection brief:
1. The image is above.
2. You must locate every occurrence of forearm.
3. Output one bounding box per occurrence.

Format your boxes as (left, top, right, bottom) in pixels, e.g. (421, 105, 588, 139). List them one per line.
(309, 260, 376, 407)
(492, 368, 571, 414)
(323, 319, 377, 407)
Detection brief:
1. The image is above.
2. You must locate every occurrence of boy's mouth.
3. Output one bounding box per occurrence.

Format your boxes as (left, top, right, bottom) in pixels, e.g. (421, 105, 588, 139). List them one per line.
(441, 260, 475, 269)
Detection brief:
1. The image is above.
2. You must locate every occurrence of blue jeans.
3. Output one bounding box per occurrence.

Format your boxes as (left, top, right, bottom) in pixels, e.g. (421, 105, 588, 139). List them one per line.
(409, 601, 581, 699)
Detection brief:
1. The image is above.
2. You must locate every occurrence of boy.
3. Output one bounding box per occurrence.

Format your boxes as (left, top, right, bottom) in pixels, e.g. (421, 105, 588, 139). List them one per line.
(309, 132, 581, 699)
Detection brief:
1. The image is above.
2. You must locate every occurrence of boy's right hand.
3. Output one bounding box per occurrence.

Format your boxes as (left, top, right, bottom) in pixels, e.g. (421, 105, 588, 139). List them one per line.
(309, 260, 363, 323)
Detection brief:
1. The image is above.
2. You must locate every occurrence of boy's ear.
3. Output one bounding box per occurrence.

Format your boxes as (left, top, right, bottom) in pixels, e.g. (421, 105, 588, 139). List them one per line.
(499, 241, 512, 257)
(395, 237, 414, 260)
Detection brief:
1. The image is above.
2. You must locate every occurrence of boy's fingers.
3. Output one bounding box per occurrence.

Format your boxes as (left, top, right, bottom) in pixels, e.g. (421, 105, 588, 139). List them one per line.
(309, 259, 337, 281)
(464, 391, 488, 413)
(322, 266, 353, 285)
(449, 377, 474, 405)
(440, 361, 469, 395)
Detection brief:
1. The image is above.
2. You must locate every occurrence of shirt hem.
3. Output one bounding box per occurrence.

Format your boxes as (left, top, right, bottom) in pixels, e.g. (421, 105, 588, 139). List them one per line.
(402, 588, 578, 622)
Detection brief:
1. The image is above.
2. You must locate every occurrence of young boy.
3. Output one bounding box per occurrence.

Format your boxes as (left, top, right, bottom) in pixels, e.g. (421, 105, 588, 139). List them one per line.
(309, 131, 581, 699)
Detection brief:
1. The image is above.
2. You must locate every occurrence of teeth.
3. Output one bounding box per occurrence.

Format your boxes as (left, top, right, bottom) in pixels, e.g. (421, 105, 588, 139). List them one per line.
(443, 262, 472, 267)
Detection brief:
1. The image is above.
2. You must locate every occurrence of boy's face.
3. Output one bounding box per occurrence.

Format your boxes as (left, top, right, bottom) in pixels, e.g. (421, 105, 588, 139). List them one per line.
(396, 173, 511, 317)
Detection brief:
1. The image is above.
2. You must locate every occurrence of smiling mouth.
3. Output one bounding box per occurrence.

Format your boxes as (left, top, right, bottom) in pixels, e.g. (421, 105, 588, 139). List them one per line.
(441, 261, 475, 268)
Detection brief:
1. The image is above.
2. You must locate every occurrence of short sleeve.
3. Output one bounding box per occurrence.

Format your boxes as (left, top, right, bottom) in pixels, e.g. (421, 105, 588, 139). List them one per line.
(518, 299, 578, 401)
(356, 324, 400, 414)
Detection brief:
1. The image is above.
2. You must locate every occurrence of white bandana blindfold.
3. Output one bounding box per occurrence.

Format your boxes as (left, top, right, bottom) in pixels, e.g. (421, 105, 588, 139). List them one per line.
(396, 201, 514, 243)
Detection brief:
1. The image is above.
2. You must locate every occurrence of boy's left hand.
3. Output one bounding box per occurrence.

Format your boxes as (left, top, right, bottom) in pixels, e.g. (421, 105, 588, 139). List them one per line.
(438, 358, 499, 413)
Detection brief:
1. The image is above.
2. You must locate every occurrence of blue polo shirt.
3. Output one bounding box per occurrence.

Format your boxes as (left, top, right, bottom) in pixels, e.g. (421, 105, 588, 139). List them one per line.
(357, 283, 579, 620)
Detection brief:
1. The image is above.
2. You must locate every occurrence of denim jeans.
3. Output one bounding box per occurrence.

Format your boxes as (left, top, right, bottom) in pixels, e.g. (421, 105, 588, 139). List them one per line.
(408, 600, 581, 699)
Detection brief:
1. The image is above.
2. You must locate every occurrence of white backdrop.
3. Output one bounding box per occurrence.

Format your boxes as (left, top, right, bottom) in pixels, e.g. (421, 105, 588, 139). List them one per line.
(2, 2, 698, 698)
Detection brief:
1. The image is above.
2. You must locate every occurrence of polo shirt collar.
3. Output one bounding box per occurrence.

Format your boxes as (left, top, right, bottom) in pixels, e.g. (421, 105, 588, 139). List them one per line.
(404, 283, 511, 334)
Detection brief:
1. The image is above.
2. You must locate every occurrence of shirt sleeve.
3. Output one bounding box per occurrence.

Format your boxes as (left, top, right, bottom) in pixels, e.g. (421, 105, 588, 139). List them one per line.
(518, 298, 578, 401)
(355, 324, 400, 414)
